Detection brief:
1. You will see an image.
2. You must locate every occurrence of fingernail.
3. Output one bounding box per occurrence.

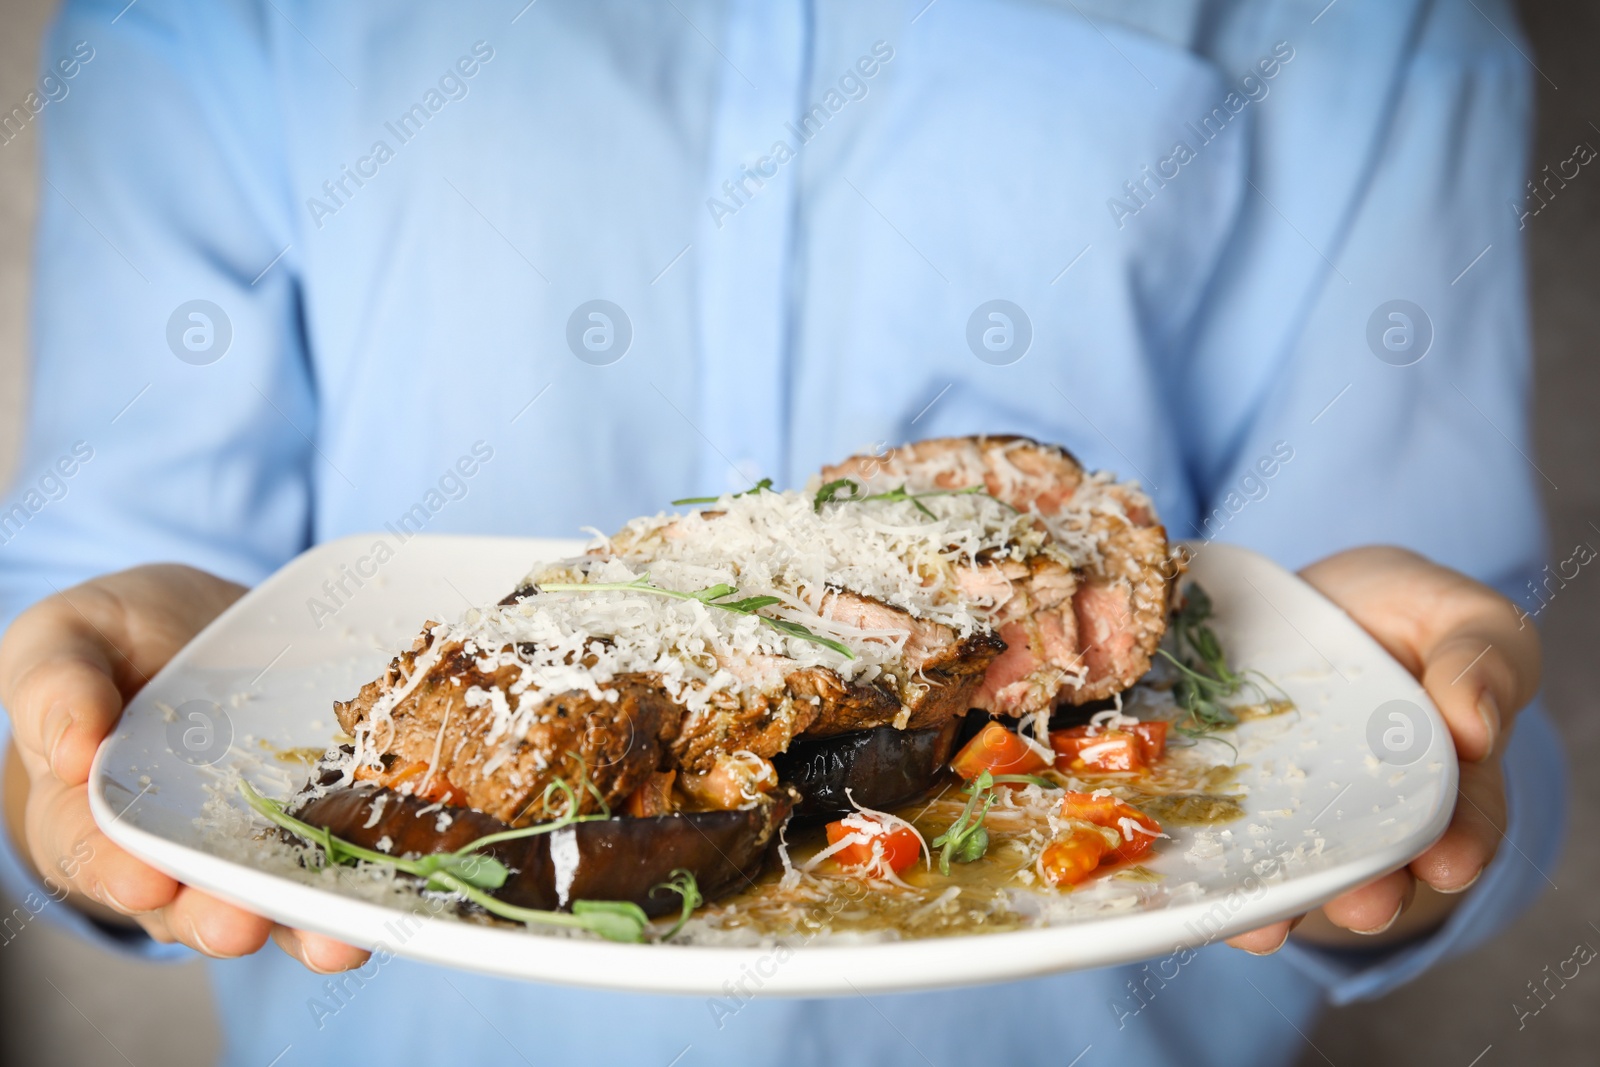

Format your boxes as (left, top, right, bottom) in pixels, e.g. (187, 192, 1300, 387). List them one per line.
(94, 882, 133, 914)
(1243, 924, 1295, 956)
(1435, 867, 1484, 896)
(1353, 900, 1405, 936)
(278, 930, 340, 975)
(43, 703, 72, 776)
(1244, 936, 1289, 957)
(1476, 690, 1500, 759)
(189, 923, 241, 960)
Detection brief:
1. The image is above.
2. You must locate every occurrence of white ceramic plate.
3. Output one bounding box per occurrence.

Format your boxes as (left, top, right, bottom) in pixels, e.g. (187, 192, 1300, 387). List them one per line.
(89, 535, 1456, 996)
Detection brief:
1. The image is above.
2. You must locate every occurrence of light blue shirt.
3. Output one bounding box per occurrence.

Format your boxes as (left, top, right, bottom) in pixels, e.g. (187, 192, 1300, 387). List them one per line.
(0, 1, 1565, 1065)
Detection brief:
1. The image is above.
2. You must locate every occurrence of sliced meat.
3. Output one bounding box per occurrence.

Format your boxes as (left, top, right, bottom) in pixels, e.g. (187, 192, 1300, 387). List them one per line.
(667, 651, 824, 773)
(1070, 514, 1172, 702)
(822, 434, 1087, 517)
(968, 554, 1081, 715)
(807, 587, 1005, 733)
(822, 435, 1175, 713)
(779, 665, 900, 739)
(335, 629, 681, 826)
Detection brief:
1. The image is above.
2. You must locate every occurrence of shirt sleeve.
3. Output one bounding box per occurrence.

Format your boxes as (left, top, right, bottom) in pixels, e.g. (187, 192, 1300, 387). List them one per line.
(1177, 0, 1561, 999)
(0, 0, 310, 956)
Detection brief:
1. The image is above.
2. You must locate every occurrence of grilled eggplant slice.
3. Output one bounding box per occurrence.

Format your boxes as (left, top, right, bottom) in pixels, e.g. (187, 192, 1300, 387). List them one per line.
(291, 783, 791, 916)
(773, 717, 962, 822)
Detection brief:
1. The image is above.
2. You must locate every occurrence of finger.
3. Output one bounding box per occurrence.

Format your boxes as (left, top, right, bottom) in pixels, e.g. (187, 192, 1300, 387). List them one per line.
(271, 927, 371, 974)
(1410, 758, 1506, 892)
(0, 568, 246, 784)
(133, 909, 177, 943)
(1319, 868, 1415, 935)
(28, 776, 179, 914)
(1300, 547, 1540, 763)
(152, 886, 274, 958)
(5, 643, 124, 784)
(1226, 915, 1303, 955)
(1418, 629, 1522, 763)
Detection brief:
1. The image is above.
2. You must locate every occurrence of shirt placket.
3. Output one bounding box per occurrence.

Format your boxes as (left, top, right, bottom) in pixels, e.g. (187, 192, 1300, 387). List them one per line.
(693, 0, 809, 493)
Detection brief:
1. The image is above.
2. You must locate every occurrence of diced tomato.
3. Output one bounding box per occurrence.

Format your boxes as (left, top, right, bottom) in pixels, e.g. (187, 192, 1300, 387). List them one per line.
(1050, 727, 1147, 774)
(1059, 791, 1162, 864)
(1131, 721, 1168, 764)
(950, 723, 1050, 780)
(825, 816, 923, 875)
(355, 759, 460, 805)
(1050, 720, 1170, 775)
(624, 770, 677, 818)
(1037, 828, 1110, 886)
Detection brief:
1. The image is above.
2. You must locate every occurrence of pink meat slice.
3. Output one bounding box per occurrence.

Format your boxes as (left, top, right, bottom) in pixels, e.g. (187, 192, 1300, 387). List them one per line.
(821, 435, 1175, 712)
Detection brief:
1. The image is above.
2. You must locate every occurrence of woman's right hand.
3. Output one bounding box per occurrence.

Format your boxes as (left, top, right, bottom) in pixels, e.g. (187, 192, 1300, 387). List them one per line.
(0, 564, 369, 972)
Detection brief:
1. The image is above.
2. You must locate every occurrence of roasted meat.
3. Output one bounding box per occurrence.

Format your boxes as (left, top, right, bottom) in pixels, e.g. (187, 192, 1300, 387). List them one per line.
(333, 628, 683, 825)
(820, 435, 1176, 714)
(313, 434, 1173, 920)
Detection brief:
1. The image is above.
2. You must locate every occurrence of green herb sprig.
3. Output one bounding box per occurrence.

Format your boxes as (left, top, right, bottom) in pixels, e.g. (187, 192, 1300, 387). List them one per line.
(651, 868, 704, 940)
(1158, 583, 1285, 746)
(538, 575, 854, 660)
(812, 478, 1014, 519)
(239, 779, 671, 943)
(927, 769, 1058, 875)
(673, 479, 773, 506)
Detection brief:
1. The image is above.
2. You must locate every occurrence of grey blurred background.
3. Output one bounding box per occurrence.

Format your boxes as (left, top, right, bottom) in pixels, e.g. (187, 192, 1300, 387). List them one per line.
(0, 1, 1594, 1064)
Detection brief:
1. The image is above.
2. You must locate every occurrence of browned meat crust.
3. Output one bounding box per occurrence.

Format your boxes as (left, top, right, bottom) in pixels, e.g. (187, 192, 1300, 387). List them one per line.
(335, 631, 681, 826)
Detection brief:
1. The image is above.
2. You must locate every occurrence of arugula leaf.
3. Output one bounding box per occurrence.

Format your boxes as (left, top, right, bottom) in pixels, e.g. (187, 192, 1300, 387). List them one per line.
(812, 478, 864, 511)
(756, 616, 855, 658)
(673, 478, 773, 506)
(709, 593, 784, 613)
(689, 583, 739, 603)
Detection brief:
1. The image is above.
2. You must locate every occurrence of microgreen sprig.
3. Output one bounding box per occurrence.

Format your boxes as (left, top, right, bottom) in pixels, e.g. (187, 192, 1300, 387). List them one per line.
(812, 478, 1014, 519)
(1158, 583, 1286, 747)
(537, 575, 855, 660)
(672, 478, 773, 506)
(238, 780, 650, 942)
(928, 770, 1059, 875)
(651, 868, 704, 941)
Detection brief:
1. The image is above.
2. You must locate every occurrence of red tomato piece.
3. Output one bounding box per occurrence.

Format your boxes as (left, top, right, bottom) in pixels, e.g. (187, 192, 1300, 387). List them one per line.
(1059, 791, 1162, 864)
(950, 722, 1050, 780)
(357, 759, 460, 805)
(1050, 727, 1147, 774)
(1037, 828, 1109, 886)
(1131, 720, 1168, 764)
(825, 816, 923, 875)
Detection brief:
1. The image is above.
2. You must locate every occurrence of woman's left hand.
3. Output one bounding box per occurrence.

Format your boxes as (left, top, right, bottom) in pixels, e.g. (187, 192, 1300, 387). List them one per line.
(1225, 545, 1541, 955)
